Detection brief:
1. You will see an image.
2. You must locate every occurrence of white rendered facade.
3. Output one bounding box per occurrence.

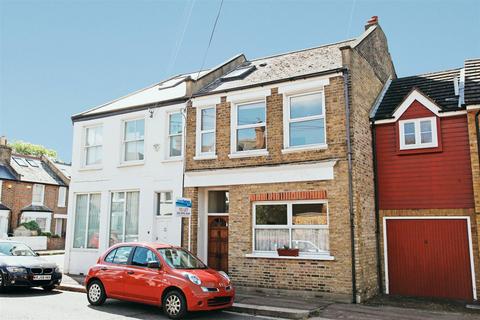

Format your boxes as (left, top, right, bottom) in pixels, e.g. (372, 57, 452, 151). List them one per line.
(65, 103, 185, 274)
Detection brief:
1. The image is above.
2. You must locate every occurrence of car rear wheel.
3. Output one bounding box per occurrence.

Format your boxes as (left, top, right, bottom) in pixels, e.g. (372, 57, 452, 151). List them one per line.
(163, 290, 187, 319)
(87, 280, 106, 306)
(0, 273, 4, 292)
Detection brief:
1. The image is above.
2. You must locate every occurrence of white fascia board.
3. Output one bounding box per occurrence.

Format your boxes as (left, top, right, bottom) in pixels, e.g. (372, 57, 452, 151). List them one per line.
(184, 160, 337, 187)
(226, 88, 271, 104)
(192, 96, 221, 108)
(374, 110, 467, 124)
(467, 105, 480, 110)
(392, 89, 441, 119)
(277, 77, 331, 95)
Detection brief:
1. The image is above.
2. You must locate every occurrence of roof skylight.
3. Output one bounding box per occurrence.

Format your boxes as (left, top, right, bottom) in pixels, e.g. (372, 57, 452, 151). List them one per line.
(26, 159, 40, 167)
(12, 157, 28, 167)
(221, 65, 256, 81)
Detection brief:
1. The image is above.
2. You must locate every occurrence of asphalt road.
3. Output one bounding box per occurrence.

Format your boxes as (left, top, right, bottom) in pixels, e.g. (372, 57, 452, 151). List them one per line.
(0, 288, 275, 320)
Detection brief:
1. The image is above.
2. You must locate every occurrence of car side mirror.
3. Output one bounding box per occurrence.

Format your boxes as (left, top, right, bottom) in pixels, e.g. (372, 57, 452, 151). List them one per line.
(147, 261, 160, 269)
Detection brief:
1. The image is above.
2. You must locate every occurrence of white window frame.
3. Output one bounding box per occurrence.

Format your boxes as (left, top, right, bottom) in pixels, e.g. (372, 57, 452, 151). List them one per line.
(58, 186, 67, 207)
(167, 111, 184, 159)
(283, 90, 327, 151)
(83, 124, 103, 167)
(195, 106, 216, 158)
(252, 200, 329, 258)
(122, 118, 145, 163)
(21, 211, 51, 232)
(155, 191, 173, 216)
(108, 190, 140, 244)
(399, 116, 438, 150)
(54, 218, 63, 236)
(72, 192, 101, 249)
(32, 184, 45, 205)
(230, 100, 267, 156)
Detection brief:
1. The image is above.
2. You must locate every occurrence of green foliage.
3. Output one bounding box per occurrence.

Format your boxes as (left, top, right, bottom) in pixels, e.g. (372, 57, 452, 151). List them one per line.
(50, 234, 60, 238)
(9, 140, 57, 159)
(40, 231, 52, 237)
(20, 221, 42, 235)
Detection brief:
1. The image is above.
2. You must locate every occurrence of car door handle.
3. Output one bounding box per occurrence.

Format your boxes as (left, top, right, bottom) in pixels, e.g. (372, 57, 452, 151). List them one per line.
(101, 267, 108, 271)
(127, 271, 134, 275)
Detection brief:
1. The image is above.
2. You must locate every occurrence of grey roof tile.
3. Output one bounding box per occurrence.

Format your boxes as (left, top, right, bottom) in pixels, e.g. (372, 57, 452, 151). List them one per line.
(465, 58, 480, 105)
(9, 155, 66, 186)
(196, 39, 354, 95)
(373, 68, 461, 120)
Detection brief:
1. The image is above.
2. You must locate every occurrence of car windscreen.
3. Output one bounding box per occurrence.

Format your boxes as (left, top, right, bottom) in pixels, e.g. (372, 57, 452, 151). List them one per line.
(158, 248, 207, 269)
(0, 242, 36, 256)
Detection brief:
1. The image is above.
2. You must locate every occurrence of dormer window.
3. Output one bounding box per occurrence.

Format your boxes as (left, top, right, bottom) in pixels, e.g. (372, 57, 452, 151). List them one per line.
(399, 117, 438, 150)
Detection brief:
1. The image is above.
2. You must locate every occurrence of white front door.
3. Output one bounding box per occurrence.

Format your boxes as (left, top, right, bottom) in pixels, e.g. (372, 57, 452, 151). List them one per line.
(0, 210, 10, 238)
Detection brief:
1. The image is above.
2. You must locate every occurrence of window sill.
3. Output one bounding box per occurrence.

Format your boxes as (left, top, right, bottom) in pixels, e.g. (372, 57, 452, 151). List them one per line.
(71, 248, 99, 252)
(162, 157, 183, 163)
(78, 166, 103, 172)
(282, 144, 328, 154)
(228, 150, 269, 159)
(194, 155, 218, 161)
(117, 161, 145, 168)
(245, 253, 334, 261)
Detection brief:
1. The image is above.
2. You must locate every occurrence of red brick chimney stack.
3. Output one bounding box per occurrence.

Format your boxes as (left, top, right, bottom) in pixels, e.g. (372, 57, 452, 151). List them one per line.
(365, 16, 379, 30)
(0, 136, 12, 164)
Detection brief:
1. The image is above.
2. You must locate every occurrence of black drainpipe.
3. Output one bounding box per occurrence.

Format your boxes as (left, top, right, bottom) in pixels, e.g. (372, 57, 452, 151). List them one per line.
(371, 120, 383, 294)
(476, 110, 480, 164)
(343, 69, 357, 303)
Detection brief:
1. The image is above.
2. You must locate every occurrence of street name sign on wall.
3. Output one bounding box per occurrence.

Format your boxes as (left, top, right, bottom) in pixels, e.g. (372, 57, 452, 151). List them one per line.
(175, 198, 192, 217)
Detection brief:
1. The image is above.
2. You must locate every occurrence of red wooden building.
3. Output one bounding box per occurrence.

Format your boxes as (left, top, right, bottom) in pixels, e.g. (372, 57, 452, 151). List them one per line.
(372, 59, 480, 301)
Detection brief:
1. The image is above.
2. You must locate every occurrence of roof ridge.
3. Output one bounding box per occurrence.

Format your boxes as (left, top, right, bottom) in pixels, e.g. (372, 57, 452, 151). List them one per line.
(394, 68, 461, 81)
(250, 38, 355, 62)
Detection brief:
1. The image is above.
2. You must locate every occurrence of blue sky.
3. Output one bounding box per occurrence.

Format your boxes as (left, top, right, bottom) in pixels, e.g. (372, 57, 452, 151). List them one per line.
(1, 0, 479, 161)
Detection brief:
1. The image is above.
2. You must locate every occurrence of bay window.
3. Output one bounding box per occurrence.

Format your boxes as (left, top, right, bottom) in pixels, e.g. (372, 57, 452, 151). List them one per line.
(109, 191, 139, 246)
(123, 119, 145, 162)
(73, 193, 100, 249)
(168, 112, 183, 158)
(232, 101, 266, 153)
(196, 107, 216, 156)
(253, 201, 329, 255)
(285, 92, 326, 149)
(21, 212, 51, 232)
(84, 125, 103, 166)
(399, 117, 438, 150)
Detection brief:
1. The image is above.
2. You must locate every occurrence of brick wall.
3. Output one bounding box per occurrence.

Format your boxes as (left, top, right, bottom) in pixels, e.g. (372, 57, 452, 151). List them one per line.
(185, 77, 348, 172)
(183, 170, 354, 301)
(0, 180, 68, 235)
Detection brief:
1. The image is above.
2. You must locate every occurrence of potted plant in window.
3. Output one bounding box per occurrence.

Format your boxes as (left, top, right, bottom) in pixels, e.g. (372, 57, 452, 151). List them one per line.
(277, 245, 299, 257)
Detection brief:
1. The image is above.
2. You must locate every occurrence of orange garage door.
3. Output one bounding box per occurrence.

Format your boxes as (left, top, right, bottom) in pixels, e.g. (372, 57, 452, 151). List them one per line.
(386, 218, 474, 301)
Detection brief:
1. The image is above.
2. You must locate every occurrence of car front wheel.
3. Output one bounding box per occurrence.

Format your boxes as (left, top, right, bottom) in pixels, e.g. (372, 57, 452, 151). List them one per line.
(87, 280, 106, 306)
(163, 290, 187, 319)
(42, 284, 56, 291)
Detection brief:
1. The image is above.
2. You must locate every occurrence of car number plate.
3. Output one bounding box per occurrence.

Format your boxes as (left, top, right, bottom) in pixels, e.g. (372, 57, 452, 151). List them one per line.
(33, 275, 51, 280)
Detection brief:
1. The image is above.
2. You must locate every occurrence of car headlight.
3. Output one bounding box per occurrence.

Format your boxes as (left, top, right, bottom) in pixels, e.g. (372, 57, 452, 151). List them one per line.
(6, 267, 27, 274)
(185, 273, 201, 286)
(218, 271, 230, 282)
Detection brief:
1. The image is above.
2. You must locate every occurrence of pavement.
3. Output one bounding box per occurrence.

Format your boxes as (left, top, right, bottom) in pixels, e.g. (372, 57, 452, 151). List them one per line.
(34, 254, 480, 320)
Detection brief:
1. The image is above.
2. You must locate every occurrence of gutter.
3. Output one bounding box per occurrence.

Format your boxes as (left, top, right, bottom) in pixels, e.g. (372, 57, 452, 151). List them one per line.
(371, 119, 383, 294)
(343, 69, 357, 303)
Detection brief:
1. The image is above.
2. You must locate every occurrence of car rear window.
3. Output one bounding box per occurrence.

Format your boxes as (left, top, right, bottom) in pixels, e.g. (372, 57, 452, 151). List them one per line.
(104, 249, 117, 263)
(105, 246, 133, 265)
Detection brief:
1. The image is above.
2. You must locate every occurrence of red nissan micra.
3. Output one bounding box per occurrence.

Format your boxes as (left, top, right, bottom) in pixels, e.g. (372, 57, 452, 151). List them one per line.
(85, 242, 234, 319)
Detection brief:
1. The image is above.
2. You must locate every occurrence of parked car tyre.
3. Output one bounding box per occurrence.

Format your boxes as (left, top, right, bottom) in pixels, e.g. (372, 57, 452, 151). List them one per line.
(0, 273, 4, 292)
(87, 280, 106, 306)
(42, 284, 56, 291)
(163, 290, 187, 320)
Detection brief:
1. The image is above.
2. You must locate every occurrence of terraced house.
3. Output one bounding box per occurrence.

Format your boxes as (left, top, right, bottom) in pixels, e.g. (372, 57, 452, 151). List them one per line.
(371, 58, 480, 302)
(183, 18, 396, 302)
